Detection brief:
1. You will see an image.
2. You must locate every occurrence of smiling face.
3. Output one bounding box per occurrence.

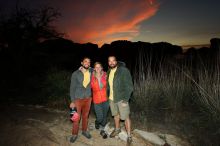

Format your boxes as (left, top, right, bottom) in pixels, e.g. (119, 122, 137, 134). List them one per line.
(94, 63, 103, 74)
(108, 56, 117, 69)
(81, 58, 91, 69)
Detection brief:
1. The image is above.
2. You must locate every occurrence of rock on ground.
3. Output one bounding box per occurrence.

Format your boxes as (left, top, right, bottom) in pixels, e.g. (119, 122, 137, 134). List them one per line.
(0, 104, 148, 146)
(133, 129, 191, 146)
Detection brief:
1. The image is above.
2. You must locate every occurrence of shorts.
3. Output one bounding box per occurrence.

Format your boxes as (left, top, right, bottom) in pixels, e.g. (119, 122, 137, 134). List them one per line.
(109, 100, 130, 120)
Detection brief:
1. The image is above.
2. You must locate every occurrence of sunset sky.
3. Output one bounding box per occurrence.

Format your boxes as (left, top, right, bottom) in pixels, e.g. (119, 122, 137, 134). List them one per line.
(1, 0, 220, 47)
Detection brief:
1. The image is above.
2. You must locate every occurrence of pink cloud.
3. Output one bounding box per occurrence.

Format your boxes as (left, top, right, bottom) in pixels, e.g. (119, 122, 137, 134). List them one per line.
(60, 0, 160, 46)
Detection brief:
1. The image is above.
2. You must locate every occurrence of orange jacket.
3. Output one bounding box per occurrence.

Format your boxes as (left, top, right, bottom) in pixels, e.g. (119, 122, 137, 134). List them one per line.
(91, 72, 107, 104)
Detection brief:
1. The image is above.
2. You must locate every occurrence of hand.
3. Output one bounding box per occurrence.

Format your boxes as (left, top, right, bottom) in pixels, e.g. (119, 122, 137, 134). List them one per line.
(70, 102, 75, 108)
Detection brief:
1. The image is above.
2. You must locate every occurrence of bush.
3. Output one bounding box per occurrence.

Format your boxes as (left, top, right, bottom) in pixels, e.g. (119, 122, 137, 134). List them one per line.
(40, 68, 72, 109)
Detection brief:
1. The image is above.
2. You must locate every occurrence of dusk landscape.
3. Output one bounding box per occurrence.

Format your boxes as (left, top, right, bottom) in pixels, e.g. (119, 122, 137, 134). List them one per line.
(0, 0, 219, 146)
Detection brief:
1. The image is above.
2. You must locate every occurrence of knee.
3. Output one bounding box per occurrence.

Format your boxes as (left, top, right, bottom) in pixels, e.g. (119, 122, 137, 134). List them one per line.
(114, 114, 120, 119)
(82, 113, 89, 119)
(125, 117, 131, 123)
(97, 113, 104, 120)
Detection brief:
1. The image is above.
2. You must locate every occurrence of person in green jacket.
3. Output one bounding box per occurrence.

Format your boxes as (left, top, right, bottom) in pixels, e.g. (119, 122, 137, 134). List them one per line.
(107, 56, 134, 145)
(69, 57, 93, 143)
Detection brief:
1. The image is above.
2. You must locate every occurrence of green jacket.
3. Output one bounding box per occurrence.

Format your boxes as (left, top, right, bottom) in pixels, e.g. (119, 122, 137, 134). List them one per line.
(70, 67, 92, 102)
(107, 62, 133, 103)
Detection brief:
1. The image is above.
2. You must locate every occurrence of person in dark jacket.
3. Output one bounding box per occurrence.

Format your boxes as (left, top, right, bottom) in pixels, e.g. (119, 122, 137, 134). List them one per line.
(69, 57, 92, 143)
(107, 56, 134, 145)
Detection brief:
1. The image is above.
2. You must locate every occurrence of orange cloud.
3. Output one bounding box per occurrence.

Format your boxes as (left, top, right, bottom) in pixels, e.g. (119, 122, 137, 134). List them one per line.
(61, 0, 160, 47)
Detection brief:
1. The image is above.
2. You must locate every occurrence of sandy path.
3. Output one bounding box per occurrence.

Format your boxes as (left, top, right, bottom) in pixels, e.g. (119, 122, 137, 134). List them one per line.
(0, 104, 147, 146)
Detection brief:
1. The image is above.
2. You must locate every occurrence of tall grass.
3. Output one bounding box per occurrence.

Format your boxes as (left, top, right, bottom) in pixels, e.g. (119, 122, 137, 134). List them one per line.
(192, 55, 220, 145)
(132, 49, 220, 145)
(132, 51, 192, 122)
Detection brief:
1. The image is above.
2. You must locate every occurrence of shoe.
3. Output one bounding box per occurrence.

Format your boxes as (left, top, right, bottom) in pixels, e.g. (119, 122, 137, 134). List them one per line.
(95, 121, 100, 129)
(100, 130, 108, 139)
(70, 135, 78, 143)
(110, 129, 121, 138)
(82, 131, 92, 139)
(127, 136, 132, 146)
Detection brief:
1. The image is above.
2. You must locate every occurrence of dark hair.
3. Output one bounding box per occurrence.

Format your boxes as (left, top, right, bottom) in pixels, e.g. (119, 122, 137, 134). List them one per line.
(108, 55, 117, 61)
(81, 57, 91, 62)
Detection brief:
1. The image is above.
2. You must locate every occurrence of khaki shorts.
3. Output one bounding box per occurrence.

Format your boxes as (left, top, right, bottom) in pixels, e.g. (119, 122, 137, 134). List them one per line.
(109, 100, 130, 120)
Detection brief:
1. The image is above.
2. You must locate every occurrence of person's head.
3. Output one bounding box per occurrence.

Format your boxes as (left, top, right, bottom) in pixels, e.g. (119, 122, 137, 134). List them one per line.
(94, 62, 103, 74)
(81, 57, 91, 69)
(108, 56, 117, 69)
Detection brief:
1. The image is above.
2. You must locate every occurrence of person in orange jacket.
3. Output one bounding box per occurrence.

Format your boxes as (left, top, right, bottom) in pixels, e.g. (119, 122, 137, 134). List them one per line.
(91, 62, 109, 138)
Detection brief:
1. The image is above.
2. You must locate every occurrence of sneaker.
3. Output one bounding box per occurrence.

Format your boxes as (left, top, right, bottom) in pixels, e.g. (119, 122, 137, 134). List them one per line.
(110, 129, 121, 138)
(100, 130, 108, 139)
(82, 131, 92, 139)
(70, 135, 78, 143)
(127, 136, 132, 146)
(95, 121, 100, 129)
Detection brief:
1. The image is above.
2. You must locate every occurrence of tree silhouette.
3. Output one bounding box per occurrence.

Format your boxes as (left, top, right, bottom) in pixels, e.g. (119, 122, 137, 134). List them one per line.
(0, 6, 63, 88)
(0, 6, 62, 44)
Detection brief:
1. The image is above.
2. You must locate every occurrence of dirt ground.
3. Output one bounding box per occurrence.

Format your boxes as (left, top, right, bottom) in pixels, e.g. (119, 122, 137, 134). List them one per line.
(0, 104, 149, 146)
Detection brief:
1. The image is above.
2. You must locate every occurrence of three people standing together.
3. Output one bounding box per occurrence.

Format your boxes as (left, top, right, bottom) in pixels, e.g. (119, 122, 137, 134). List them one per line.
(69, 56, 133, 145)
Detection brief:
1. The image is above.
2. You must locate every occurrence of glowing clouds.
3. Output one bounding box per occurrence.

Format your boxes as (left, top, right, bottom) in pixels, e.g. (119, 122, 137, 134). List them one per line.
(64, 0, 160, 46)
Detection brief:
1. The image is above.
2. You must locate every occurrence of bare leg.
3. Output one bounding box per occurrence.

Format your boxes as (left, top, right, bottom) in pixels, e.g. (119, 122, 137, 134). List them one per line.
(125, 117, 131, 136)
(110, 114, 121, 138)
(114, 114, 120, 129)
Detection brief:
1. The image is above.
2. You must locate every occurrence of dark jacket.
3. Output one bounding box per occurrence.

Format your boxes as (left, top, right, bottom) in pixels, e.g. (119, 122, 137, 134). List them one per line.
(70, 67, 92, 102)
(107, 62, 133, 103)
